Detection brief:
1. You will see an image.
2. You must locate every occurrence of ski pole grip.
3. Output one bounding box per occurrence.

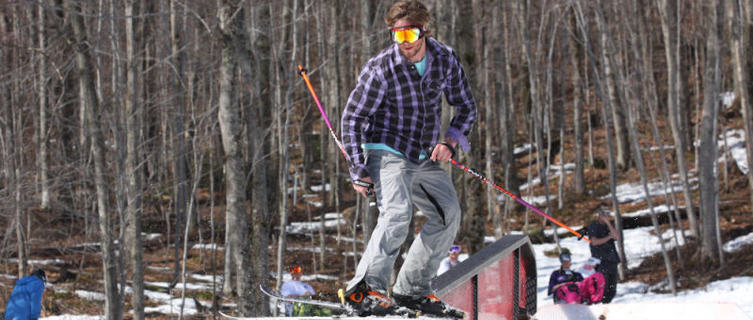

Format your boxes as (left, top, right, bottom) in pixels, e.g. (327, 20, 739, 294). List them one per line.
(353, 179, 374, 190)
(438, 142, 457, 159)
(353, 179, 375, 197)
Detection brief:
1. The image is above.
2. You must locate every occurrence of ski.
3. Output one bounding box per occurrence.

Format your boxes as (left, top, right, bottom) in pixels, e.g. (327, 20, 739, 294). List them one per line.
(259, 284, 353, 315)
(258, 285, 422, 318)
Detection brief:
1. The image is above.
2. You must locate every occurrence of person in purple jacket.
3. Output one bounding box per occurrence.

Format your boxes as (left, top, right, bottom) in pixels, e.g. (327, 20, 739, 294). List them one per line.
(4, 269, 46, 320)
(548, 253, 584, 303)
(340, 1, 477, 317)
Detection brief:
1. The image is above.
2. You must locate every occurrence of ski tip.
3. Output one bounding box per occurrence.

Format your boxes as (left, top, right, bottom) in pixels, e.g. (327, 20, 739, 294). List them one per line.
(337, 288, 345, 305)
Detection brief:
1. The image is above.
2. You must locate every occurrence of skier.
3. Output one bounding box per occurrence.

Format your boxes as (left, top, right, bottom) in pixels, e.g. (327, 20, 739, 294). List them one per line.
(4, 269, 46, 320)
(340, 0, 477, 316)
(280, 265, 315, 316)
(547, 252, 584, 304)
(586, 203, 621, 303)
(437, 244, 462, 276)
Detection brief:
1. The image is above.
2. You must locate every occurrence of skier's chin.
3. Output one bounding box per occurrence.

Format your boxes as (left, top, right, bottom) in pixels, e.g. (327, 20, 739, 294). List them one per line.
(400, 47, 418, 60)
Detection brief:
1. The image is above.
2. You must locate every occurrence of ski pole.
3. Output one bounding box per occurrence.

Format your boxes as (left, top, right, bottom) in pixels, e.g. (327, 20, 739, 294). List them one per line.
(449, 159, 590, 242)
(298, 65, 374, 192)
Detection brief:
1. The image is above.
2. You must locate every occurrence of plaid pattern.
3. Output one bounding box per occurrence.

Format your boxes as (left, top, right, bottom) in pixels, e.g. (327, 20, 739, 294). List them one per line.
(342, 37, 477, 180)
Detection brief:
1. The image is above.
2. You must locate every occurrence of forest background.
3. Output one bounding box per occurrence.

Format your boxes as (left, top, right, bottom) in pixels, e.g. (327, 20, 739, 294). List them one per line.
(1, 0, 752, 319)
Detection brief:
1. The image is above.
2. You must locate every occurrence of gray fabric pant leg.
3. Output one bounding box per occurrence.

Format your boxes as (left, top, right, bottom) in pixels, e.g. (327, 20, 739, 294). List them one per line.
(346, 150, 461, 297)
(392, 158, 461, 297)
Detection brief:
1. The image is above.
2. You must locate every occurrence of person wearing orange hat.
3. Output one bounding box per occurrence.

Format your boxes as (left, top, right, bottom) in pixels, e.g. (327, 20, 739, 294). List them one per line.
(280, 265, 314, 316)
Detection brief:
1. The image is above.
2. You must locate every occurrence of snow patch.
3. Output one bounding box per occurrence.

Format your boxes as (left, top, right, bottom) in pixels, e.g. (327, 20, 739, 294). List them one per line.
(724, 231, 753, 253)
(41, 316, 104, 320)
(75, 290, 106, 301)
(192, 243, 224, 251)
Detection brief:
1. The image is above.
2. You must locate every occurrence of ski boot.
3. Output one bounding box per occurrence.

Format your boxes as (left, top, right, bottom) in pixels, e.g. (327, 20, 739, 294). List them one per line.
(342, 284, 420, 318)
(393, 293, 466, 319)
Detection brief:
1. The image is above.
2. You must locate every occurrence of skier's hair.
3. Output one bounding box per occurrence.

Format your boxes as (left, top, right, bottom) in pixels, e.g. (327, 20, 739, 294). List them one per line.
(385, 0, 433, 37)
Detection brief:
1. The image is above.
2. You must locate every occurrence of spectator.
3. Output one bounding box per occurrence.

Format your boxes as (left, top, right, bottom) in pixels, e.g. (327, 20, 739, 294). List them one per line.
(586, 203, 621, 303)
(578, 257, 602, 277)
(4, 269, 46, 320)
(280, 265, 314, 316)
(437, 244, 462, 276)
(547, 253, 584, 303)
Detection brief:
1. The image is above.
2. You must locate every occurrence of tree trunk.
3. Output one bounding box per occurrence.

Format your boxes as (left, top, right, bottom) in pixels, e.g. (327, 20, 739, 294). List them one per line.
(500, 5, 521, 234)
(37, 2, 50, 209)
(0, 15, 28, 276)
(219, 0, 254, 315)
(170, 0, 190, 288)
(484, 3, 497, 228)
(699, 0, 723, 262)
(568, 8, 585, 195)
(456, 0, 484, 255)
(727, 0, 753, 207)
(658, 0, 699, 238)
(596, 5, 630, 171)
(246, 2, 272, 315)
(66, 0, 122, 318)
(125, 0, 144, 318)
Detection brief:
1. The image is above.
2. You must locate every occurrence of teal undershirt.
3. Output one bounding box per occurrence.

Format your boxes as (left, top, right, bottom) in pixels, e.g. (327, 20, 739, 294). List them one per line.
(361, 57, 429, 161)
(414, 56, 427, 77)
(363, 143, 427, 161)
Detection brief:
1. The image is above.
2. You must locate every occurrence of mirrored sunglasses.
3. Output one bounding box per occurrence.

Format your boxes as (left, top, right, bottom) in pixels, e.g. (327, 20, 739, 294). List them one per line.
(449, 245, 461, 253)
(291, 266, 302, 274)
(391, 25, 424, 44)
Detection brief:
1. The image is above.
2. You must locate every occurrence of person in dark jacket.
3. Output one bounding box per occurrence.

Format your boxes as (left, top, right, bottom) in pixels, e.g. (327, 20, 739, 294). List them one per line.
(586, 203, 621, 303)
(4, 269, 46, 320)
(547, 252, 584, 303)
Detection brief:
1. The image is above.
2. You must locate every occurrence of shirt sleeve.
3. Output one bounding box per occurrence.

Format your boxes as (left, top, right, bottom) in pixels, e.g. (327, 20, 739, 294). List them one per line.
(341, 64, 386, 180)
(586, 221, 599, 237)
(280, 282, 294, 297)
(304, 283, 315, 295)
(443, 50, 477, 152)
(547, 271, 557, 295)
(437, 258, 450, 276)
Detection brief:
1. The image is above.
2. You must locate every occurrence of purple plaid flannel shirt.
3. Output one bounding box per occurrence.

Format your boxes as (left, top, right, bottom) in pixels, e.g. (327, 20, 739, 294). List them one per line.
(341, 37, 477, 180)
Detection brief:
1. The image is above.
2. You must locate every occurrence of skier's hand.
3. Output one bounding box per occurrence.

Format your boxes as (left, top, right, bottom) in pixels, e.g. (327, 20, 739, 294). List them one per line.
(610, 230, 621, 241)
(352, 177, 374, 198)
(432, 139, 458, 162)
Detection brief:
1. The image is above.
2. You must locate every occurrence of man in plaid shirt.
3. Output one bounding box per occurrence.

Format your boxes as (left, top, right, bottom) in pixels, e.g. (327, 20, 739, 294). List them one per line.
(341, 1, 476, 317)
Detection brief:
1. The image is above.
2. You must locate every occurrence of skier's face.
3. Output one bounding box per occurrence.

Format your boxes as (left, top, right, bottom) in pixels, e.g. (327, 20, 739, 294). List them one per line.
(393, 18, 426, 62)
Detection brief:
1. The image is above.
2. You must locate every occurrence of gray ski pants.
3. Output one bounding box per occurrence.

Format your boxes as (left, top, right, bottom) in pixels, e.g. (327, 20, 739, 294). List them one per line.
(346, 149, 461, 297)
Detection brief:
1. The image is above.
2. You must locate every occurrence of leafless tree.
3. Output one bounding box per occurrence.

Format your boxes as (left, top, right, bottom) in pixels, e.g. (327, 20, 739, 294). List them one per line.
(124, 0, 145, 318)
(699, 0, 724, 263)
(657, 0, 700, 238)
(65, 0, 122, 317)
(218, 0, 254, 314)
